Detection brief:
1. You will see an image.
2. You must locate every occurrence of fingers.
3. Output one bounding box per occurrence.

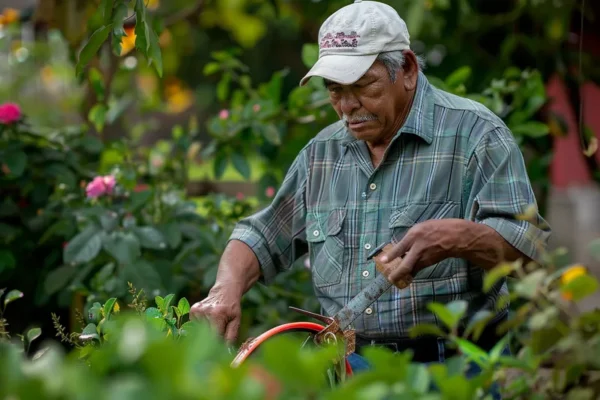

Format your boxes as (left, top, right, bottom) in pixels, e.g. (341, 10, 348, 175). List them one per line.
(388, 248, 419, 285)
(189, 300, 241, 342)
(379, 237, 410, 263)
(224, 317, 241, 344)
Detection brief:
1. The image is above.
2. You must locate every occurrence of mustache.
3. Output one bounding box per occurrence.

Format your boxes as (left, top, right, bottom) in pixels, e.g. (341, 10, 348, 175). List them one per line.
(342, 113, 378, 124)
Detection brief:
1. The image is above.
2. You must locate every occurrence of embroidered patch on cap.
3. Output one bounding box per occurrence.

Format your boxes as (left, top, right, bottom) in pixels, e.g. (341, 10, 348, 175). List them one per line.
(319, 31, 361, 49)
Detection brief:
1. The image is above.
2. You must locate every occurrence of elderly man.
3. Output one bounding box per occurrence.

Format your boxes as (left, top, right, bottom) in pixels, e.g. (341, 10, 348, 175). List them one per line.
(191, 0, 550, 384)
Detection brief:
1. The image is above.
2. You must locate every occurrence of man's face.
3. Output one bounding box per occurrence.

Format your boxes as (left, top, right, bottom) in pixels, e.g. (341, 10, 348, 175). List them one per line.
(325, 59, 416, 144)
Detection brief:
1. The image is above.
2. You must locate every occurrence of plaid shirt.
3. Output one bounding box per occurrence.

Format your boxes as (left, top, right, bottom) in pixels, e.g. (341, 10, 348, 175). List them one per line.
(229, 71, 551, 338)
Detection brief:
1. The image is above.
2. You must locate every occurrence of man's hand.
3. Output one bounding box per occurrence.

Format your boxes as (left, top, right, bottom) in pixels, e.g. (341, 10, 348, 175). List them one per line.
(189, 239, 262, 344)
(377, 218, 530, 287)
(190, 287, 242, 344)
(377, 219, 469, 287)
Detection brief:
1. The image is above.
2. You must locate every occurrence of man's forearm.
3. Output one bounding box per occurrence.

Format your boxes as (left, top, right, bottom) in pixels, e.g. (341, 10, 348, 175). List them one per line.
(456, 220, 532, 271)
(212, 239, 262, 298)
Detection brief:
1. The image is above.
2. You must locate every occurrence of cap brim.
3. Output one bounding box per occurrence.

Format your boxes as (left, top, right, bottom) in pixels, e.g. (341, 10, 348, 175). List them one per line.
(299, 53, 378, 87)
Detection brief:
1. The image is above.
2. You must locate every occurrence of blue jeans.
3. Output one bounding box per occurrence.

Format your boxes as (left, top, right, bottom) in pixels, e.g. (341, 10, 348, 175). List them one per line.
(346, 345, 510, 400)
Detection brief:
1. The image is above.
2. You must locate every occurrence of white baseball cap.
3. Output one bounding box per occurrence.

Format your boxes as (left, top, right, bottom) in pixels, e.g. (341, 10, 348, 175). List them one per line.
(299, 0, 411, 86)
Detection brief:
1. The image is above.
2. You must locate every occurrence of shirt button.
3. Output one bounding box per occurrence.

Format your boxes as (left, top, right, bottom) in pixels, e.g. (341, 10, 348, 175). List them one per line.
(364, 243, 371, 250)
(365, 307, 373, 315)
(369, 183, 377, 190)
(313, 230, 319, 236)
(362, 270, 369, 278)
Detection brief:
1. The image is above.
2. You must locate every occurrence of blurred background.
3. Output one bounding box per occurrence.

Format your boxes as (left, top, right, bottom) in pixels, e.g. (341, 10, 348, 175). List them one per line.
(1, 0, 599, 349)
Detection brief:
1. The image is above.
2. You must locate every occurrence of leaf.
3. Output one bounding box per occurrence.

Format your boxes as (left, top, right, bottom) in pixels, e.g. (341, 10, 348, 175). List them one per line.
(217, 72, 231, 102)
(88, 68, 105, 100)
(489, 333, 511, 362)
(88, 103, 108, 133)
(145, 307, 162, 319)
(405, 364, 430, 394)
(155, 295, 164, 311)
(514, 269, 547, 299)
(163, 222, 182, 249)
(0, 249, 16, 273)
(177, 297, 191, 316)
(87, 302, 102, 324)
(584, 137, 598, 158)
(100, 0, 114, 23)
(111, 2, 128, 36)
(26, 327, 42, 344)
(445, 66, 472, 88)
(428, 300, 468, 331)
(561, 274, 599, 302)
(163, 294, 175, 313)
(133, 226, 167, 250)
(4, 151, 27, 178)
(80, 323, 100, 341)
(134, 0, 150, 52)
(100, 211, 119, 232)
(3, 289, 23, 307)
(262, 124, 281, 145)
(64, 225, 103, 265)
(483, 262, 516, 292)
(453, 338, 489, 368)
(203, 62, 220, 75)
(129, 189, 153, 212)
(102, 231, 141, 265)
(147, 26, 163, 77)
(44, 265, 78, 295)
(76, 25, 112, 77)
(123, 260, 164, 295)
(213, 152, 229, 179)
(463, 310, 494, 342)
(301, 44, 319, 68)
(512, 121, 550, 138)
(231, 153, 251, 180)
(408, 323, 446, 338)
(103, 298, 118, 319)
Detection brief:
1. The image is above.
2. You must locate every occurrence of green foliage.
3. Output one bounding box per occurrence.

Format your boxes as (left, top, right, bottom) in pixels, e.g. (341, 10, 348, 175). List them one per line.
(76, 0, 162, 78)
(0, 289, 42, 353)
(1, 245, 600, 400)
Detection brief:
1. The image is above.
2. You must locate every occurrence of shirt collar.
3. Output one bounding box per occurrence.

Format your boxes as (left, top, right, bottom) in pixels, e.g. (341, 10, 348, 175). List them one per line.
(341, 71, 435, 146)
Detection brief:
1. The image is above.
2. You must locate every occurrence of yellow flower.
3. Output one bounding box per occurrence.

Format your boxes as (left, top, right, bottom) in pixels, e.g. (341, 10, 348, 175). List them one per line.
(113, 302, 120, 313)
(561, 265, 587, 285)
(561, 264, 588, 301)
(165, 79, 193, 114)
(2, 8, 19, 24)
(120, 26, 137, 56)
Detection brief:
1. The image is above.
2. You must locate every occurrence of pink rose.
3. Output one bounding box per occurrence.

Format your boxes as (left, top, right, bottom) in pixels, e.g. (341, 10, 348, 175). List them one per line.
(0, 102, 21, 124)
(103, 175, 116, 193)
(219, 109, 229, 120)
(236, 192, 245, 200)
(253, 104, 261, 112)
(265, 186, 275, 198)
(86, 175, 116, 198)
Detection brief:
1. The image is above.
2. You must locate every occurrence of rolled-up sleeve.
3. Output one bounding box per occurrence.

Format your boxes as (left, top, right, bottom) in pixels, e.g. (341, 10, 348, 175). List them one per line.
(464, 127, 551, 264)
(228, 147, 310, 285)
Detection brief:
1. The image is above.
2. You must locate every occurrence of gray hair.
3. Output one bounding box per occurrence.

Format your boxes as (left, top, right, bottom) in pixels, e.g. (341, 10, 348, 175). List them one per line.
(376, 50, 426, 83)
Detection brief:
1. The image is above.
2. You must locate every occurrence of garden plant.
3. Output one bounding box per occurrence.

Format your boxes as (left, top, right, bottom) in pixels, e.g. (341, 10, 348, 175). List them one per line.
(1, 0, 600, 399)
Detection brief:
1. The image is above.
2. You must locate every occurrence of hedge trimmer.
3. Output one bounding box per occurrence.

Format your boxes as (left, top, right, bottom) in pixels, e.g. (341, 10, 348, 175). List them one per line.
(230, 242, 405, 384)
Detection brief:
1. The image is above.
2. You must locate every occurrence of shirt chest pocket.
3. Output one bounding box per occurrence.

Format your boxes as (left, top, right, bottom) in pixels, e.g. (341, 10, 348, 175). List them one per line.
(389, 201, 461, 281)
(306, 209, 347, 288)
